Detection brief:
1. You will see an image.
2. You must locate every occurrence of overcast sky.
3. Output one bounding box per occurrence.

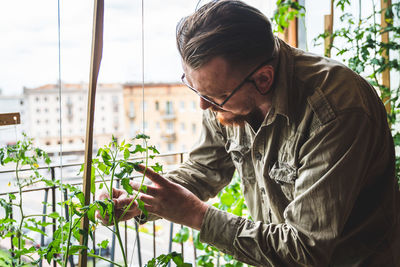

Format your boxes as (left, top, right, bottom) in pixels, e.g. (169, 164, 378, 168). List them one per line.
(0, 0, 334, 96)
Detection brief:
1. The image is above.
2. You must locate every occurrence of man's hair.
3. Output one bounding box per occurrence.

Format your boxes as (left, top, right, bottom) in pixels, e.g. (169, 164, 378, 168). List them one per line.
(176, 0, 275, 70)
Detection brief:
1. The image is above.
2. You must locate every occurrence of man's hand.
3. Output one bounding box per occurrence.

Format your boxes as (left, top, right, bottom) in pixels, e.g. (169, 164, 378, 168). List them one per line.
(131, 164, 209, 230)
(96, 187, 141, 225)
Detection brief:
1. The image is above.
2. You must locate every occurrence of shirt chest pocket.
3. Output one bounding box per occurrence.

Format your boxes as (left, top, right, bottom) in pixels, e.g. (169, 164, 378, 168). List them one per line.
(225, 140, 256, 184)
(269, 160, 297, 201)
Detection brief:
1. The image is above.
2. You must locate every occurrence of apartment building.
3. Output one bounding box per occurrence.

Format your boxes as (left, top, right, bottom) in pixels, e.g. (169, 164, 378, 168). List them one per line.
(23, 83, 125, 155)
(123, 83, 203, 155)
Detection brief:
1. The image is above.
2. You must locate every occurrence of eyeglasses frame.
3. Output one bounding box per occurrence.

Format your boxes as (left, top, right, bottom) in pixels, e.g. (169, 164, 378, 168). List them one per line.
(181, 58, 273, 108)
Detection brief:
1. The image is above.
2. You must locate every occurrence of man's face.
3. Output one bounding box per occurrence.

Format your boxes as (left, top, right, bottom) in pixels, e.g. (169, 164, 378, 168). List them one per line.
(182, 57, 259, 126)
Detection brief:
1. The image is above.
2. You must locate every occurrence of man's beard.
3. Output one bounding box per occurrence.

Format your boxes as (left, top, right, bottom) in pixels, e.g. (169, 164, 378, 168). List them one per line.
(210, 106, 247, 127)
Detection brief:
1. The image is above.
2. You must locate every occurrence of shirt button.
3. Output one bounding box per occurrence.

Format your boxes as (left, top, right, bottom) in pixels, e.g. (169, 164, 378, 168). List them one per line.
(255, 152, 262, 160)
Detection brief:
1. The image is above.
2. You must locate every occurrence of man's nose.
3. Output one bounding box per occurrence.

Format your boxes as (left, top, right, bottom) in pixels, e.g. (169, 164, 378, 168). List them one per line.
(199, 97, 212, 110)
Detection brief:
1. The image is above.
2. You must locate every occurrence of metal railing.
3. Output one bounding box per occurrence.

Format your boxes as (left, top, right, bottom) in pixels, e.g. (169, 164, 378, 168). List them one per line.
(0, 151, 198, 267)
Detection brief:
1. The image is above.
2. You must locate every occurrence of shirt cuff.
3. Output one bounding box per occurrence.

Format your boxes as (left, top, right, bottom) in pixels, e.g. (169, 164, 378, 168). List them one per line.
(199, 205, 243, 254)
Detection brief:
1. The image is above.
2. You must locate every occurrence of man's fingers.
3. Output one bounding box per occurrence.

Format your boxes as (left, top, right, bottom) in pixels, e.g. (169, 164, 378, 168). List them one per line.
(138, 194, 156, 205)
(114, 196, 136, 209)
(135, 164, 168, 186)
(130, 181, 157, 196)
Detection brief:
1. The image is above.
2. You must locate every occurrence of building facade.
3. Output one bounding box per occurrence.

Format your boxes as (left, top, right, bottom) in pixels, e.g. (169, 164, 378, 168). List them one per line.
(123, 83, 203, 155)
(23, 83, 125, 155)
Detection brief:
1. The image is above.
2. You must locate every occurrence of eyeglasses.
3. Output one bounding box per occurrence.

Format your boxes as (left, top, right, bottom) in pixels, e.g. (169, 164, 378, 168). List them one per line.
(181, 59, 272, 108)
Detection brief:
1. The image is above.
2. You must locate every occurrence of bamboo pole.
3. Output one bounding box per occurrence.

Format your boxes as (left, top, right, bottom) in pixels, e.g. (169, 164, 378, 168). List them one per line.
(277, 0, 298, 48)
(324, 0, 334, 57)
(78, 0, 104, 266)
(381, 0, 391, 114)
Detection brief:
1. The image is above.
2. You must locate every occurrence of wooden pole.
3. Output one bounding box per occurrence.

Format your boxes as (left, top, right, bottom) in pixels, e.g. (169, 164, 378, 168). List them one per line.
(78, 0, 104, 266)
(287, 2, 298, 48)
(276, 0, 298, 47)
(324, 0, 334, 57)
(381, 0, 391, 114)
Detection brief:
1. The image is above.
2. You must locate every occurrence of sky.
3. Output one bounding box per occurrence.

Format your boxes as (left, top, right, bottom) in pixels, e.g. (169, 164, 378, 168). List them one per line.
(0, 0, 334, 96)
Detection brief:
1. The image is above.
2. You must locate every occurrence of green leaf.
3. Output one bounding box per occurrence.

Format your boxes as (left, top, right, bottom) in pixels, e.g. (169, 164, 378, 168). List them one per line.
(87, 204, 98, 223)
(24, 225, 46, 236)
(121, 178, 133, 195)
(76, 192, 85, 206)
(137, 199, 148, 217)
(68, 245, 87, 255)
(150, 162, 163, 173)
(99, 239, 109, 249)
(124, 148, 130, 160)
(8, 193, 16, 200)
(132, 144, 146, 154)
(220, 192, 235, 207)
(173, 227, 190, 243)
(135, 133, 150, 140)
(48, 212, 60, 219)
(101, 149, 112, 166)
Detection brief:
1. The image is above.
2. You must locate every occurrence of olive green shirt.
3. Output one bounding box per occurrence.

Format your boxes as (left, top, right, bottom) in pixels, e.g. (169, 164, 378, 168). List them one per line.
(166, 38, 400, 266)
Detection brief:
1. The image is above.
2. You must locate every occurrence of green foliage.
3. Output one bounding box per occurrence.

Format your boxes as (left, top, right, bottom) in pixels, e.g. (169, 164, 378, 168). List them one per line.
(272, 0, 305, 33)
(145, 252, 191, 267)
(173, 174, 250, 267)
(313, 1, 400, 185)
(0, 134, 51, 266)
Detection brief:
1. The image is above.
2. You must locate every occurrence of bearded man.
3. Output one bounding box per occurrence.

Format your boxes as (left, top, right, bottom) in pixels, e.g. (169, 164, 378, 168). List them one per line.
(99, 1, 400, 266)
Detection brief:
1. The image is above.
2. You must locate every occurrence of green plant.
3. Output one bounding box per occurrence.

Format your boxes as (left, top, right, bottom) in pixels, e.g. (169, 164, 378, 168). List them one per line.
(61, 134, 190, 266)
(272, 0, 305, 33)
(0, 134, 52, 266)
(173, 174, 250, 267)
(0, 134, 190, 267)
(313, 1, 400, 185)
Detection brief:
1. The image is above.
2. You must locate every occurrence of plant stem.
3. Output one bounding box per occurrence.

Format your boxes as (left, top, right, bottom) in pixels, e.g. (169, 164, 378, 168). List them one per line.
(87, 252, 124, 267)
(119, 139, 148, 222)
(63, 202, 75, 267)
(16, 161, 24, 266)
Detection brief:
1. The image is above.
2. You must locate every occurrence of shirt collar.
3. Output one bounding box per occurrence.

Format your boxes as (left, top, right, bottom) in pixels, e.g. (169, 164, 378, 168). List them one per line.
(262, 37, 295, 127)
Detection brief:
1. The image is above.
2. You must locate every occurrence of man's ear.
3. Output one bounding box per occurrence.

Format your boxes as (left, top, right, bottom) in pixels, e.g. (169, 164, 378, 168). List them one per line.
(252, 65, 274, 94)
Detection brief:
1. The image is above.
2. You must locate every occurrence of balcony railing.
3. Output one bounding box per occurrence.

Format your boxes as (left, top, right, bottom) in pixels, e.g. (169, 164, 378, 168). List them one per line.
(0, 151, 199, 267)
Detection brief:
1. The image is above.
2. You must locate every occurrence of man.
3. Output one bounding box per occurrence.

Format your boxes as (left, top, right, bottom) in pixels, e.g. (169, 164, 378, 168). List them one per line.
(99, 1, 400, 265)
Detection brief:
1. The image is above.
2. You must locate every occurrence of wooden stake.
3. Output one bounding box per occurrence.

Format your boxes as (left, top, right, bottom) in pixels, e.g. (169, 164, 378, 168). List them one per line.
(381, 0, 391, 114)
(324, 0, 334, 57)
(78, 0, 104, 266)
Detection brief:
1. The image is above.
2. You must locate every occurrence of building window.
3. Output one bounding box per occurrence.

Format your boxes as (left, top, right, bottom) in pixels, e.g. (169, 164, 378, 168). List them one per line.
(192, 123, 196, 134)
(180, 122, 185, 132)
(167, 122, 174, 133)
(181, 144, 187, 151)
(36, 108, 40, 113)
(143, 121, 148, 131)
(167, 143, 174, 152)
(129, 101, 135, 118)
(45, 141, 51, 146)
(192, 101, 196, 111)
(35, 97, 39, 102)
(156, 122, 160, 131)
(180, 101, 185, 111)
(155, 101, 159, 111)
(112, 95, 119, 112)
(166, 101, 173, 115)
